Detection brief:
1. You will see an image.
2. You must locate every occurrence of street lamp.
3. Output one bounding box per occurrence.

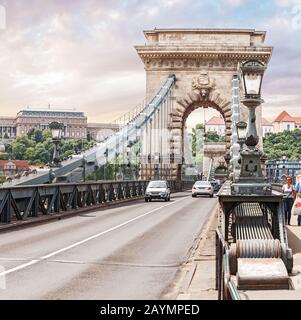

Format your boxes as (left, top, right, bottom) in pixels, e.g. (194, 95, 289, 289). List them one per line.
(240, 60, 265, 147)
(125, 145, 133, 180)
(236, 121, 247, 148)
(49, 168, 56, 184)
(231, 60, 271, 195)
(49, 121, 64, 167)
(236, 121, 247, 167)
(104, 148, 109, 180)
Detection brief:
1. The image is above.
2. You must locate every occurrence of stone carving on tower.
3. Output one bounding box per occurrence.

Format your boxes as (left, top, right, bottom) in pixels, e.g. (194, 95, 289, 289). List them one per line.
(192, 70, 216, 100)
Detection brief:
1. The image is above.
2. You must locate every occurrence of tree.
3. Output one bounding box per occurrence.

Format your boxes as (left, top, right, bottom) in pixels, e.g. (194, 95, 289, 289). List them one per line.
(205, 131, 220, 142)
(33, 129, 44, 143)
(27, 128, 35, 140)
(0, 153, 9, 160)
(34, 143, 51, 164)
(196, 123, 205, 130)
(42, 129, 52, 141)
(5, 129, 95, 165)
(11, 136, 34, 160)
(263, 129, 301, 161)
(25, 147, 36, 161)
(4, 143, 12, 154)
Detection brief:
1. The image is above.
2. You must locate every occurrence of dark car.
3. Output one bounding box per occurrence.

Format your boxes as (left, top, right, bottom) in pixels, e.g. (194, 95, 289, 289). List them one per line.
(210, 180, 221, 192)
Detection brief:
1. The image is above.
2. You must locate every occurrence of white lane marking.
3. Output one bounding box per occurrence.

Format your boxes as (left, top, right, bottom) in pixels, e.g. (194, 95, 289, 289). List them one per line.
(0, 196, 190, 277)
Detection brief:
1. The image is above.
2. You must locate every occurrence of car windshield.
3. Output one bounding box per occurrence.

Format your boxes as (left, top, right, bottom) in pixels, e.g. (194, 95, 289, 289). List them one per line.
(194, 181, 210, 186)
(148, 181, 167, 188)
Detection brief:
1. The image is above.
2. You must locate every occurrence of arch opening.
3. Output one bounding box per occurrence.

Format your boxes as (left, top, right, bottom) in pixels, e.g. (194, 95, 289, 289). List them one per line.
(182, 103, 228, 181)
(168, 87, 233, 181)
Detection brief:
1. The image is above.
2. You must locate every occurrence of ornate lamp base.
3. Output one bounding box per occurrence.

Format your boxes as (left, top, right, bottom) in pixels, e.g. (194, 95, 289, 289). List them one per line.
(231, 148, 272, 195)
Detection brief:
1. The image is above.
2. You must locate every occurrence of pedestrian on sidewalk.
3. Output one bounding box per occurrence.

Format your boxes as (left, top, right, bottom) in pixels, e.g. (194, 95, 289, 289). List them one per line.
(294, 174, 301, 226)
(282, 176, 295, 225)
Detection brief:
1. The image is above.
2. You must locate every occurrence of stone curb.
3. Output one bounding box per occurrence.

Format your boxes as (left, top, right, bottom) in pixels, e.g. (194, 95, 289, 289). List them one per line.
(188, 202, 219, 262)
(177, 202, 219, 298)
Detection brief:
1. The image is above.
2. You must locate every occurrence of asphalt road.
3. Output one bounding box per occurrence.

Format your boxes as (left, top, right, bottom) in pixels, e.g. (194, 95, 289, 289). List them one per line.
(0, 191, 217, 300)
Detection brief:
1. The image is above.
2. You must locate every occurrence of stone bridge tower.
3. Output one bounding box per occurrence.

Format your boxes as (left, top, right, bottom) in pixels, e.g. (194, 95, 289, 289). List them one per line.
(136, 29, 273, 179)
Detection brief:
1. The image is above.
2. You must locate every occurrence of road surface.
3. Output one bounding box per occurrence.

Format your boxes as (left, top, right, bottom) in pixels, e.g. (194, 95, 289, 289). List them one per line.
(0, 191, 217, 299)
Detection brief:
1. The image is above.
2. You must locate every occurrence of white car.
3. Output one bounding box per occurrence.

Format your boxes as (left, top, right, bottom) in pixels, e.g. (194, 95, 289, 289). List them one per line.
(145, 180, 171, 202)
(192, 181, 214, 198)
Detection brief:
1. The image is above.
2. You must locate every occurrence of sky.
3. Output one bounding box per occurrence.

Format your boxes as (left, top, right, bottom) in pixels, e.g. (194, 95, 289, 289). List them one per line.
(0, 0, 301, 127)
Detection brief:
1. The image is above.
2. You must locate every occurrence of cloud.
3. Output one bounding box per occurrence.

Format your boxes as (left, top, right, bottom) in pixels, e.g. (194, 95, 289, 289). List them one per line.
(275, 0, 301, 7)
(223, 0, 245, 6)
(0, 0, 300, 124)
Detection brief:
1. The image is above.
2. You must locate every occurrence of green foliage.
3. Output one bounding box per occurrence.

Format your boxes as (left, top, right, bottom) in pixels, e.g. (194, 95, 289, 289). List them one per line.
(5, 128, 96, 165)
(4, 143, 12, 154)
(205, 131, 226, 143)
(0, 153, 9, 160)
(11, 136, 34, 160)
(196, 123, 205, 130)
(86, 163, 115, 181)
(191, 123, 226, 157)
(263, 129, 301, 161)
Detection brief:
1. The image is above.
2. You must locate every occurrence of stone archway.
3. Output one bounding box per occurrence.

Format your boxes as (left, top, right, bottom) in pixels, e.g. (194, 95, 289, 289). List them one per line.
(171, 74, 232, 149)
(168, 71, 231, 179)
(136, 28, 273, 181)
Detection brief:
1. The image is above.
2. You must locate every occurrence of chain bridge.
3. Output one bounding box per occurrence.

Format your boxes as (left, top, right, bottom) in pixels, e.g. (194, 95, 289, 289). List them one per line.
(2, 29, 272, 187)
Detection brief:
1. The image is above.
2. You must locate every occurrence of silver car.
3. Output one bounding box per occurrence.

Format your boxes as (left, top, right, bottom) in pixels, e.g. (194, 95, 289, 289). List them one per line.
(192, 181, 214, 198)
(145, 180, 171, 202)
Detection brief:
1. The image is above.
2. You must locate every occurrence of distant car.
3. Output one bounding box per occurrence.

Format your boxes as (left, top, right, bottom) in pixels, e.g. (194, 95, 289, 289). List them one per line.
(210, 181, 221, 192)
(145, 180, 171, 202)
(192, 181, 214, 198)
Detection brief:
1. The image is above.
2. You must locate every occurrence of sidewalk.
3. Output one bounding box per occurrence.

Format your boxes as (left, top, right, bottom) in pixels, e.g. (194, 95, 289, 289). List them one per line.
(177, 205, 218, 300)
(175, 207, 301, 300)
(287, 215, 301, 291)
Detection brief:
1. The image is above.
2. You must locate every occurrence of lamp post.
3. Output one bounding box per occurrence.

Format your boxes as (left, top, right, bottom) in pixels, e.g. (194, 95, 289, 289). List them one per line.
(49, 168, 56, 184)
(231, 60, 272, 195)
(49, 121, 64, 167)
(104, 148, 109, 180)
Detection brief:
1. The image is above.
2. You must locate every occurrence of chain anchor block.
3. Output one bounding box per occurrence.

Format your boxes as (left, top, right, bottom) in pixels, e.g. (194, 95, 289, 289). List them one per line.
(228, 239, 282, 275)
